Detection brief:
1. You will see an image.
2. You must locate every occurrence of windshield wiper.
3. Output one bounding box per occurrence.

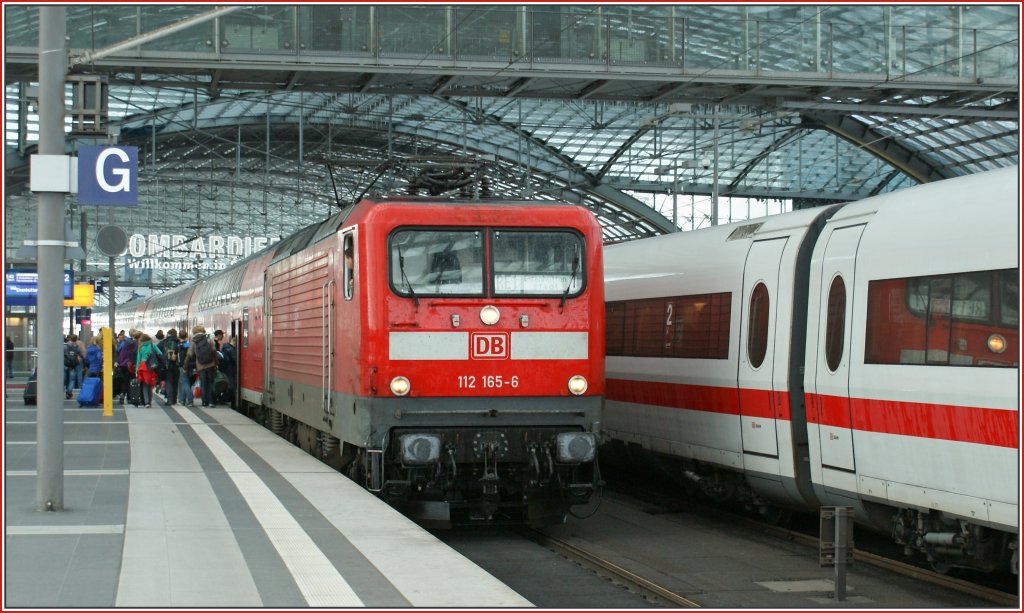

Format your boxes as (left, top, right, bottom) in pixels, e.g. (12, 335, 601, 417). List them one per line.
(397, 244, 419, 307)
(559, 250, 580, 310)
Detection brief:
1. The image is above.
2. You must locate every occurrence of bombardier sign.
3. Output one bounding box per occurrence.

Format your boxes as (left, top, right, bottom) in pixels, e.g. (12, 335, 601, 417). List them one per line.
(77, 145, 138, 206)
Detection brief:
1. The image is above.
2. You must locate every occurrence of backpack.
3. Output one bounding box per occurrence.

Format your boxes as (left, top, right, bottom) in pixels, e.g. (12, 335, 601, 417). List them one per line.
(64, 343, 80, 368)
(146, 348, 165, 374)
(161, 339, 178, 365)
(116, 340, 136, 369)
(194, 336, 215, 367)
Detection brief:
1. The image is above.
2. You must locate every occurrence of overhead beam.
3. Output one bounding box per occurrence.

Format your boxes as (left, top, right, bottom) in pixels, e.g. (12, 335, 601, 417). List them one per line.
(505, 77, 531, 97)
(781, 100, 1018, 120)
(431, 75, 455, 95)
(800, 111, 952, 183)
(577, 79, 610, 100)
(68, 6, 242, 69)
(355, 73, 376, 93)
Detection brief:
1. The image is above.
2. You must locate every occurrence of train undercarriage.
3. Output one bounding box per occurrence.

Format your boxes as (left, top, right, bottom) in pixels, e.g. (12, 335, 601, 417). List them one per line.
(244, 403, 601, 528)
(604, 442, 1018, 576)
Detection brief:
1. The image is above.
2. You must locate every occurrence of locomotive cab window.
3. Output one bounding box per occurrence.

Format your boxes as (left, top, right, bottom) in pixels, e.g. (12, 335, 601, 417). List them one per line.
(390, 229, 484, 297)
(343, 233, 355, 301)
(492, 230, 584, 297)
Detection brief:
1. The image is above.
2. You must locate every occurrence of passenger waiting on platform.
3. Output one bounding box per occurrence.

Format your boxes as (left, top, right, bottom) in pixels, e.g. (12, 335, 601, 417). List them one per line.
(115, 329, 139, 405)
(219, 335, 237, 407)
(6, 335, 14, 378)
(177, 329, 193, 407)
(184, 325, 219, 408)
(85, 336, 104, 378)
(158, 328, 180, 406)
(73, 333, 87, 391)
(213, 329, 224, 351)
(63, 334, 83, 399)
(135, 333, 163, 408)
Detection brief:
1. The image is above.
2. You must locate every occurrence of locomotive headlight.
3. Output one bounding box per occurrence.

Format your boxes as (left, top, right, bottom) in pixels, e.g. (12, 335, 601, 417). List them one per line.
(480, 305, 500, 325)
(987, 334, 1007, 354)
(567, 375, 588, 395)
(399, 434, 441, 465)
(556, 432, 596, 463)
(390, 376, 411, 396)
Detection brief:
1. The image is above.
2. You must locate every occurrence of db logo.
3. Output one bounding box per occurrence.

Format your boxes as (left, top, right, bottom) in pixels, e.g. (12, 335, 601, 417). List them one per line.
(471, 332, 509, 360)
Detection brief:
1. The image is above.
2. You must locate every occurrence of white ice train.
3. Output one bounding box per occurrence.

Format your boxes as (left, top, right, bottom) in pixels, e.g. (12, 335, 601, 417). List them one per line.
(603, 165, 1019, 574)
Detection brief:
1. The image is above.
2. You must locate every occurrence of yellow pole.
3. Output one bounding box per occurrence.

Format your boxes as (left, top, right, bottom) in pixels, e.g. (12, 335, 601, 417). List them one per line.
(101, 327, 113, 417)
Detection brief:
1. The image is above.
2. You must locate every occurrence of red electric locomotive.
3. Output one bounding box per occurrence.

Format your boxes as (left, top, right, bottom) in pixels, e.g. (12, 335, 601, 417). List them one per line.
(109, 197, 605, 527)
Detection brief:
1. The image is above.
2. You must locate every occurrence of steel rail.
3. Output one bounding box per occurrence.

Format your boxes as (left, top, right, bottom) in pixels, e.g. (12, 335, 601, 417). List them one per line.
(524, 528, 702, 608)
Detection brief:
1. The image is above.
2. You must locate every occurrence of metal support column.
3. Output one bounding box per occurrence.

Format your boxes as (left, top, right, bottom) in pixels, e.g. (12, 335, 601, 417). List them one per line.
(35, 6, 67, 512)
(820, 506, 855, 601)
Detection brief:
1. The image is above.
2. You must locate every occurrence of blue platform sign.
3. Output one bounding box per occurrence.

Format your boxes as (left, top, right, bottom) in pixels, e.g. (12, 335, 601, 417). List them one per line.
(5, 268, 74, 306)
(77, 145, 139, 206)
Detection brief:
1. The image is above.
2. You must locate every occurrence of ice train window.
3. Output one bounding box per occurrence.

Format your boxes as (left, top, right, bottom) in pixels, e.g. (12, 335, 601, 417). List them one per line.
(747, 283, 769, 369)
(605, 292, 731, 359)
(865, 268, 1018, 368)
(824, 276, 846, 372)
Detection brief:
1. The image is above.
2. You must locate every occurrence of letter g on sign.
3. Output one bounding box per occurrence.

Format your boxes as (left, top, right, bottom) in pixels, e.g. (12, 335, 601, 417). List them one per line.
(95, 148, 131, 193)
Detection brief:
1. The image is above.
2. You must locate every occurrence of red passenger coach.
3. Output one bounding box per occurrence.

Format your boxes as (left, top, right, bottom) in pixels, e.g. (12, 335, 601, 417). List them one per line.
(107, 198, 605, 527)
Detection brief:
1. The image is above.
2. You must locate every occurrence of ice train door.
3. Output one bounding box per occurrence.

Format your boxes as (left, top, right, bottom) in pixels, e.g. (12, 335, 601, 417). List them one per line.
(812, 225, 864, 475)
(737, 238, 786, 458)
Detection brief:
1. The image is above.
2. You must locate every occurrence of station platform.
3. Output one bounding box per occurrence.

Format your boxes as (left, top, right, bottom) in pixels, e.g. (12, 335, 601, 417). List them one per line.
(3, 380, 531, 608)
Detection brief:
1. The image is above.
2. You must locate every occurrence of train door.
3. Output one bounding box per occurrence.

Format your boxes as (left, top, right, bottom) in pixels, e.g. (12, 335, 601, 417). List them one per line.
(230, 318, 241, 408)
(737, 238, 787, 458)
(812, 225, 864, 473)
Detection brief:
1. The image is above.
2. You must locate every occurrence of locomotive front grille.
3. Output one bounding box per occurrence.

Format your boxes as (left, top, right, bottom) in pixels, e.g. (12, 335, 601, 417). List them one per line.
(389, 426, 590, 464)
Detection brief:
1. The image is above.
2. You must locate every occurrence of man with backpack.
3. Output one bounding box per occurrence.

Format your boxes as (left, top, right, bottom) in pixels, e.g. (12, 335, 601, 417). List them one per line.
(183, 325, 219, 408)
(157, 328, 181, 406)
(63, 335, 83, 399)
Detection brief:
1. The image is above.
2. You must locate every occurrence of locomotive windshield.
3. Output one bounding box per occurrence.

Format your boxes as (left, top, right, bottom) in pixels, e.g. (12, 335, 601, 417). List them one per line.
(390, 229, 485, 296)
(388, 228, 585, 298)
(492, 230, 584, 297)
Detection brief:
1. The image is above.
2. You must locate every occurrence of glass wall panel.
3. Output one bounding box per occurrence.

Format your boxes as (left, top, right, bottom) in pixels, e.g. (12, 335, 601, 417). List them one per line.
(220, 6, 295, 54)
(758, 19, 826, 73)
(379, 6, 447, 57)
(683, 9, 757, 71)
(3, 6, 38, 47)
(67, 6, 138, 51)
(455, 6, 520, 60)
(298, 5, 372, 54)
(603, 6, 674, 66)
(977, 30, 1020, 81)
(530, 6, 603, 63)
(140, 6, 213, 53)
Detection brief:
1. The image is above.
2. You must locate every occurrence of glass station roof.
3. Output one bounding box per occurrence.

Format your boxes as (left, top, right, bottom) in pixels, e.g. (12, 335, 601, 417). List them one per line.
(3, 4, 1019, 297)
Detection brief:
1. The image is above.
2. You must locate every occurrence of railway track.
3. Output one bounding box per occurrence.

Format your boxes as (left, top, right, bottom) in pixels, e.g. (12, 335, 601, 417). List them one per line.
(527, 504, 1018, 609)
(603, 476, 1019, 608)
(522, 527, 701, 608)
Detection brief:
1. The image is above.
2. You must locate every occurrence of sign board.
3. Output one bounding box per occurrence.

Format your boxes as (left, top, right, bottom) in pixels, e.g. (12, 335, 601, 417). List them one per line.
(4, 269, 74, 306)
(77, 145, 139, 206)
(63, 283, 95, 307)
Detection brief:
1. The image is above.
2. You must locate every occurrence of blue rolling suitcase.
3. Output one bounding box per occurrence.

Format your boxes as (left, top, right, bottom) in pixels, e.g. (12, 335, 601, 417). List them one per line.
(78, 376, 102, 407)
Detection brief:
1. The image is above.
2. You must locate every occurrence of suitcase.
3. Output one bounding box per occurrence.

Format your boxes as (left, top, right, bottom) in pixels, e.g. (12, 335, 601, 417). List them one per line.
(78, 376, 102, 407)
(24, 370, 37, 405)
(127, 378, 144, 407)
(214, 371, 229, 394)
